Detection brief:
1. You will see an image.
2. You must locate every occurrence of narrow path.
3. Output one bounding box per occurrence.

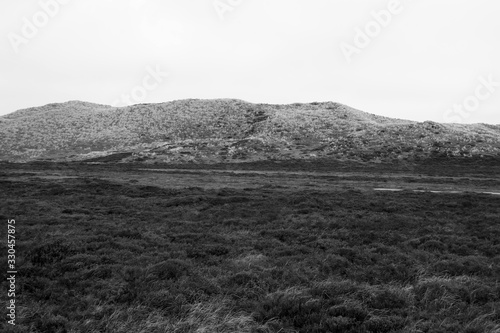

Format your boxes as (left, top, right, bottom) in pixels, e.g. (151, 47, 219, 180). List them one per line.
(139, 168, 500, 182)
(374, 188, 500, 195)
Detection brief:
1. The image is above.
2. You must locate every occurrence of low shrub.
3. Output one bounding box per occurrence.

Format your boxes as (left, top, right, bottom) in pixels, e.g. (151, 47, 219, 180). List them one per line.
(146, 259, 191, 281)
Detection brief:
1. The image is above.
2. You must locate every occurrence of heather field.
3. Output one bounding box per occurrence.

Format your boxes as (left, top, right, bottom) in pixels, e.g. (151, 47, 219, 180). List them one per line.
(1, 160, 500, 333)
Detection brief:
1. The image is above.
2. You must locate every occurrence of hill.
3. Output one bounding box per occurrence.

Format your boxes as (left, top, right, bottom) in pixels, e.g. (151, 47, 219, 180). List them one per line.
(1, 99, 499, 163)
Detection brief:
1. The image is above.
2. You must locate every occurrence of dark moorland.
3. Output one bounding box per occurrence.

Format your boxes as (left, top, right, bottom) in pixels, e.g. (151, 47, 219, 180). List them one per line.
(1, 158, 500, 333)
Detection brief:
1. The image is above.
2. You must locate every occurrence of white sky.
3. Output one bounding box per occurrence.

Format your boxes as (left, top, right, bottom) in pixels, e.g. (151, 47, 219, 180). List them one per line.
(1, 0, 499, 124)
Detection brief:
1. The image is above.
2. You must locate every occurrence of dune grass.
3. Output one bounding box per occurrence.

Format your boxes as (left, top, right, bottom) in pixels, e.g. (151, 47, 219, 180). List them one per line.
(1, 166, 499, 332)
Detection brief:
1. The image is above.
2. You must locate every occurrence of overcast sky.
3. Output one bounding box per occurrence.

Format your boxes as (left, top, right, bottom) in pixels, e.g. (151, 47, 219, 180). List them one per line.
(1, 0, 499, 124)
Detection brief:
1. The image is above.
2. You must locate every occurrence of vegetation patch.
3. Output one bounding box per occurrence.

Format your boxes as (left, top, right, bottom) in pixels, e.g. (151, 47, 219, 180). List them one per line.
(1, 164, 499, 332)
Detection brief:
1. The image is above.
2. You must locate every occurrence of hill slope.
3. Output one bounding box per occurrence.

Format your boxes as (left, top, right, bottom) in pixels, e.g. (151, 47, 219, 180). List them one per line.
(1, 99, 499, 163)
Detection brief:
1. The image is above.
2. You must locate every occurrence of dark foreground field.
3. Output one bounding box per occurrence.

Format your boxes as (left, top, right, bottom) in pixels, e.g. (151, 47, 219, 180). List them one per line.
(1, 160, 500, 333)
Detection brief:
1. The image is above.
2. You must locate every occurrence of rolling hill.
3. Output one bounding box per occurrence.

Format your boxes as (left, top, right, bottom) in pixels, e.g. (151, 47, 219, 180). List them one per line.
(1, 99, 499, 163)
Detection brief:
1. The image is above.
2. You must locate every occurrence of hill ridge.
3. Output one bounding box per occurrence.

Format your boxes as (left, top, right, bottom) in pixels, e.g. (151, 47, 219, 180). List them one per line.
(0, 99, 499, 163)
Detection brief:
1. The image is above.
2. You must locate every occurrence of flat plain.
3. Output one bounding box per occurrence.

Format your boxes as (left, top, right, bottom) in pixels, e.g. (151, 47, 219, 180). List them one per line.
(1, 158, 499, 332)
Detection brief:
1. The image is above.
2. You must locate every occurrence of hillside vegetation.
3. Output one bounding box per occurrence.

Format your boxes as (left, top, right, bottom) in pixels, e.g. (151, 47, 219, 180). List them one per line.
(1, 99, 499, 163)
